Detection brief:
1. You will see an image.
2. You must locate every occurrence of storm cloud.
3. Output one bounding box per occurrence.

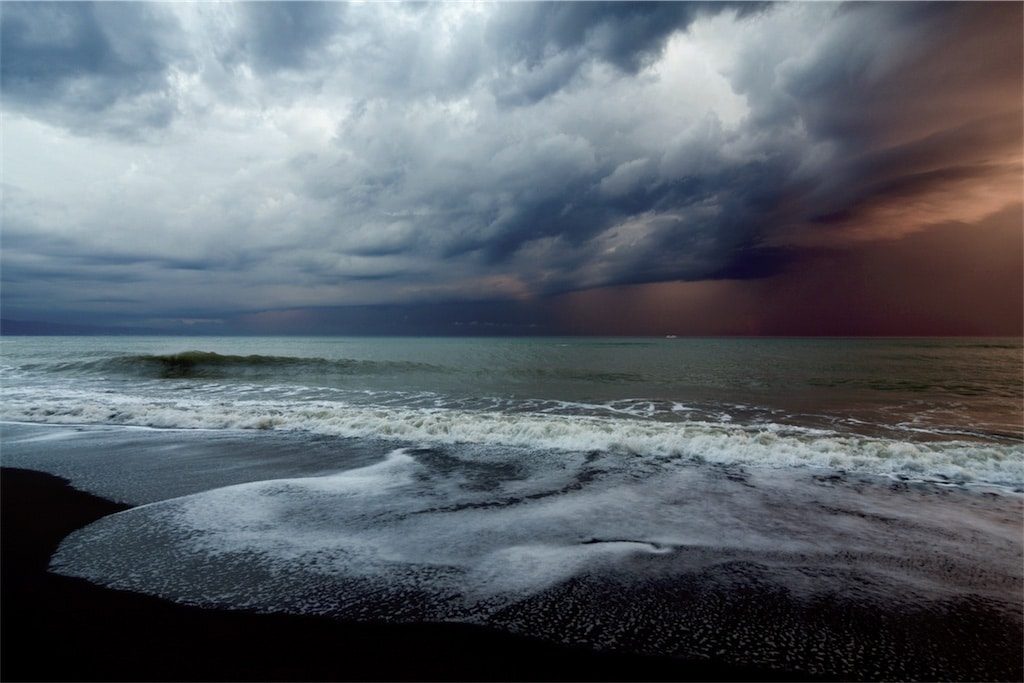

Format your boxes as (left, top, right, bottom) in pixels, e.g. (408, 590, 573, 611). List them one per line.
(2, 2, 1020, 333)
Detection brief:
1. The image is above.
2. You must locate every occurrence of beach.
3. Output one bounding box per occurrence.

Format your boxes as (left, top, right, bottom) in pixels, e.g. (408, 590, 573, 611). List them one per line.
(2, 421, 1021, 682)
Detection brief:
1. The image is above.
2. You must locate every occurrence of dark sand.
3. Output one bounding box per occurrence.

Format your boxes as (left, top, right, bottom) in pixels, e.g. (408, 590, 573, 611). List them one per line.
(1, 466, 815, 682)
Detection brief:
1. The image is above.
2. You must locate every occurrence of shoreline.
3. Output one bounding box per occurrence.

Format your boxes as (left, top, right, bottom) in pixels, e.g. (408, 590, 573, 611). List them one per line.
(0, 466, 813, 682)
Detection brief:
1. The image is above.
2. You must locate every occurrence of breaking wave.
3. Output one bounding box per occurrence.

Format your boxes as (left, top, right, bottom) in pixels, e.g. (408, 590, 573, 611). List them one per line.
(4, 388, 1021, 486)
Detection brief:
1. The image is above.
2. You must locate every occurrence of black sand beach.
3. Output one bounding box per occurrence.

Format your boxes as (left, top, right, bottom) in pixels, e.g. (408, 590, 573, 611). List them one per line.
(1, 466, 815, 682)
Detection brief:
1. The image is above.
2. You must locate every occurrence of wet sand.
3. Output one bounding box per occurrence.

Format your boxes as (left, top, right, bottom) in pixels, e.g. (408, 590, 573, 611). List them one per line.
(1, 466, 813, 682)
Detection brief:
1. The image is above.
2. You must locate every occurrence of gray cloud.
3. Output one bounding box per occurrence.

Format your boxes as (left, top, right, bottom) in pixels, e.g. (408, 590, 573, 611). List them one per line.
(491, 2, 761, 74)
(237, 2, 345, 71)
(1, 2, 185, 135)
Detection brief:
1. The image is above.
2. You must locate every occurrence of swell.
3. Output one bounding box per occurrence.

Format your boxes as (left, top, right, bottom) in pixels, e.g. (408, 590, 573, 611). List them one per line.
(30, 351, 448, 379)
(24, 352, 652, 384)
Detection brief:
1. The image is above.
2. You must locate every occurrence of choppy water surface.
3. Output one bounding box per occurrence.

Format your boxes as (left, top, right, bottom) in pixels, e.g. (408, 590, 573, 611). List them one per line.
(2, 336, 1022, 679)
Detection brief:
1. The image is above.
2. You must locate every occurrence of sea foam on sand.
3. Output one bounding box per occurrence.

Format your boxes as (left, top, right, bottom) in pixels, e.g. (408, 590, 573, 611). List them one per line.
(50, 443, 1023, 677)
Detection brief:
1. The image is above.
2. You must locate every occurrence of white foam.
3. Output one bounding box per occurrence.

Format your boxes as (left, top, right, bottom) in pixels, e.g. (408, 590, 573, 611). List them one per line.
(51, 449, 1024, 631)
(3, 387, 1022, 485)
(43, 431, 1024, 680)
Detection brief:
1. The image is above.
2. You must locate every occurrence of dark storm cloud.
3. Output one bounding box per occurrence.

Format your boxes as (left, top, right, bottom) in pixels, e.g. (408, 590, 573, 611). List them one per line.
(744, 2, 1023, 242)
(200, 201, 1023, 337)
(294, 106, 793, 293)
(486, 2, 763, 106)
(0, 2, 184, 134)
(2, 2, 1021, 332)
(779, 3, 1021, 142)
(542, 0, 1024, 277)
(273, 2, 1021, 302)
(490, 2, 763, 80)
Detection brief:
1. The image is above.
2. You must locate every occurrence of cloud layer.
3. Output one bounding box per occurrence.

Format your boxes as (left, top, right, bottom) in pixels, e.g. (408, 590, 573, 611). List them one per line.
(2, 2, 1021, 332)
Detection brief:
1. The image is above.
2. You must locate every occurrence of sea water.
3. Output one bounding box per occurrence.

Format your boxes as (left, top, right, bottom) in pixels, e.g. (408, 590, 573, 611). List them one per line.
(2, 336, 1022, 678)
(2, 336, 1021, 482)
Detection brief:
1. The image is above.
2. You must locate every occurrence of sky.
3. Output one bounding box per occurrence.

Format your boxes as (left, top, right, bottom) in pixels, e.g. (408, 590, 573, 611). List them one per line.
(2, 1, 1021, 335)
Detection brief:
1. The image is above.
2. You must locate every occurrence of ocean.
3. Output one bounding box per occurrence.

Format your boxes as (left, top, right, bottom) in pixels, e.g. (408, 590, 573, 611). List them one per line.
(2, 335, 1022, 678)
